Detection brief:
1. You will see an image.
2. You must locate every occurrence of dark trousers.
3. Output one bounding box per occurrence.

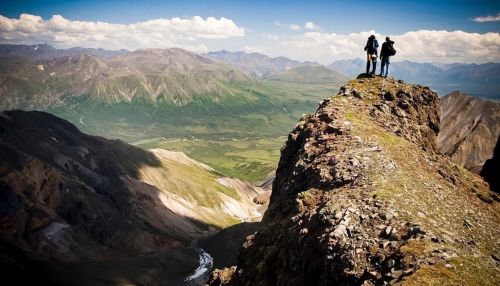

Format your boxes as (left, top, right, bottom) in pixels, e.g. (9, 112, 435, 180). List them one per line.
(366, 53, 377, 74)
(380, 57, 390, 77)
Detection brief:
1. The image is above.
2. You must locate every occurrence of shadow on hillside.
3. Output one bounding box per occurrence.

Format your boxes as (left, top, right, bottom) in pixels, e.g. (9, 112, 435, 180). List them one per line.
(199, 221, 260, 269)
(0, 110, 221, 285)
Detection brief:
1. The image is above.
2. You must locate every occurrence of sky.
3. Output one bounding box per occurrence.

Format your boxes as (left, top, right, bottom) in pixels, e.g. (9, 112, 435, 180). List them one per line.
(0, 0, 499, 64)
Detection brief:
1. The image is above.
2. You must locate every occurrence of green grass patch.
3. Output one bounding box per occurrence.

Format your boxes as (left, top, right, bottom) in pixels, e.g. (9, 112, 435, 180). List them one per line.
(135, 137, 285, 183)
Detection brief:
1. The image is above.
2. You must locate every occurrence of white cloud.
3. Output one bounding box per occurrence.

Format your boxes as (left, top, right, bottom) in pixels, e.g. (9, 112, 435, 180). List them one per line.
(270, 30, 500, 64)
(262, 33, 279, 40)
(1, 14, 498, 64)
(0, 13, 245, 52)
(287, 22, 320, 31)
(304, 22, 320, 30)
(473, 13, 500, 22)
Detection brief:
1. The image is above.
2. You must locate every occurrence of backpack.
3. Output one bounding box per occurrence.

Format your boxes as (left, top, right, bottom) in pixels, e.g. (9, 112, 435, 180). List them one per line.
(366, 39, 378, 53)
(387, 43, 396, 56)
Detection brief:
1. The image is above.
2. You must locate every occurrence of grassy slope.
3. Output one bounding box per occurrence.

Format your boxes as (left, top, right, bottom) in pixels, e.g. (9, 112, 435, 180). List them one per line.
(135, 137, 284, 183)
(136, 151, 244, 228)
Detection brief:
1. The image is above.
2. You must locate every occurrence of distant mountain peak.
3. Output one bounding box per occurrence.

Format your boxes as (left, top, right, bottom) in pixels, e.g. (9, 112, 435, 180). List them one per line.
(0, 43, 129, 60)
(438, 90, 500, 173)
(205, 50, 319, 78)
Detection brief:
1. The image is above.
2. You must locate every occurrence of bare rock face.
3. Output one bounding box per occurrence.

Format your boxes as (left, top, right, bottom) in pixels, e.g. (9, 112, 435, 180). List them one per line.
(438, 91, 500, 174)
(209, 76, 499, 285)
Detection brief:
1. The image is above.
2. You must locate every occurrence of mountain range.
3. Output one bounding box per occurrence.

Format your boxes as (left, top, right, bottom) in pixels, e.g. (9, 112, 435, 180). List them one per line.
(328, 59, 500, 99)
(263, 65, 348, 85)
(2, 44, 499, 102)
(0, 48, 252, 109)
(0, 47, 330, 144)
(205, 50, 319, 78)
(0, 43, 128, 60)
(204, 49, 500, 100)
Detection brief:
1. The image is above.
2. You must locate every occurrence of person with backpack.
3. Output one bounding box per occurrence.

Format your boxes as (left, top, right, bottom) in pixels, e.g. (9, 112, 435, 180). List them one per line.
(364, 35, 379, 74)
(379, 36, 396, 78)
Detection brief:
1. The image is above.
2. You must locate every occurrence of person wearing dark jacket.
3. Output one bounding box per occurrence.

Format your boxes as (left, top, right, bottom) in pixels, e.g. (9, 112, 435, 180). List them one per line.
(364, 35, 379, 74)
(379, 36, 395, 78)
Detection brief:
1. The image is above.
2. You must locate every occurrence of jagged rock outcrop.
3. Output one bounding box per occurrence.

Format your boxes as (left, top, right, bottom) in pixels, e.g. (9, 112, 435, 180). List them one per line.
(209, 76, 500, 285)
(438, 91, 500, 174)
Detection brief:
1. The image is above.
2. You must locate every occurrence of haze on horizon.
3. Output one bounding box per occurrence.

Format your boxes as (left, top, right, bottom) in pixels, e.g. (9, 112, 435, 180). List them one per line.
(0, 0, 499, 64)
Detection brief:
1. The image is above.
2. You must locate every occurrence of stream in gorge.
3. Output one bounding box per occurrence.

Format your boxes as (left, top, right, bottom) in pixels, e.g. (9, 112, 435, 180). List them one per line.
(184, 248, 214, 285)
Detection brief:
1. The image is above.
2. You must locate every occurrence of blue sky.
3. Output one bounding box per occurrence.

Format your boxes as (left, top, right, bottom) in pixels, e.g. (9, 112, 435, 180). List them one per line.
(0, 0, 499, 63)
(1, 0, 498, 33)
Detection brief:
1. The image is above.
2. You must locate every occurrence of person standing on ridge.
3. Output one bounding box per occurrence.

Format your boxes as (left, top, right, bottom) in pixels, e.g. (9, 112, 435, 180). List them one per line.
(364, 35, 379, 74)
(379, 36, 396, 78)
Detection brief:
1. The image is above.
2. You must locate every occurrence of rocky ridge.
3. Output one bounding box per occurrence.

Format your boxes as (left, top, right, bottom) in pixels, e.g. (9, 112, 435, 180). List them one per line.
(209, 76, 499, 285)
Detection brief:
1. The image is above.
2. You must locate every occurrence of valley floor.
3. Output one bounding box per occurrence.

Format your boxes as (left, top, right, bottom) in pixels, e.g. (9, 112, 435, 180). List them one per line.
(133, 136, 285, 183)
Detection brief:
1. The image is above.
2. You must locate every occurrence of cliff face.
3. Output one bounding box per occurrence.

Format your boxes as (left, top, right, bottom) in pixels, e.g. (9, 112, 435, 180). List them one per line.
(438, 91, 500, 174)
(209, 76, 500, 285)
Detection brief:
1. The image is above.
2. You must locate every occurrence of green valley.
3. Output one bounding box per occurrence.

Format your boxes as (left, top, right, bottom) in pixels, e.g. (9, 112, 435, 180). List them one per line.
(46, 79, 340, 182)
(134, 137, 284, 183)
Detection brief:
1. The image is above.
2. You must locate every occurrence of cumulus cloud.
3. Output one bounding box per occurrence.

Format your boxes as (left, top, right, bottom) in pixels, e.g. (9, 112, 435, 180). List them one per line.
(1, 14, 498, 64)
(0, 13, 245, 52)
(473, 13, 500, 22)
(285, 22, 320, 31)
(304, 22, 320, 30)
(270, 30, 500, 64)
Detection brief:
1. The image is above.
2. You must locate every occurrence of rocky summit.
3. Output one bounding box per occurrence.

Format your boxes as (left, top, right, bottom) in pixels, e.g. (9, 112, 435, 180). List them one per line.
(208, 75, 500, 285)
